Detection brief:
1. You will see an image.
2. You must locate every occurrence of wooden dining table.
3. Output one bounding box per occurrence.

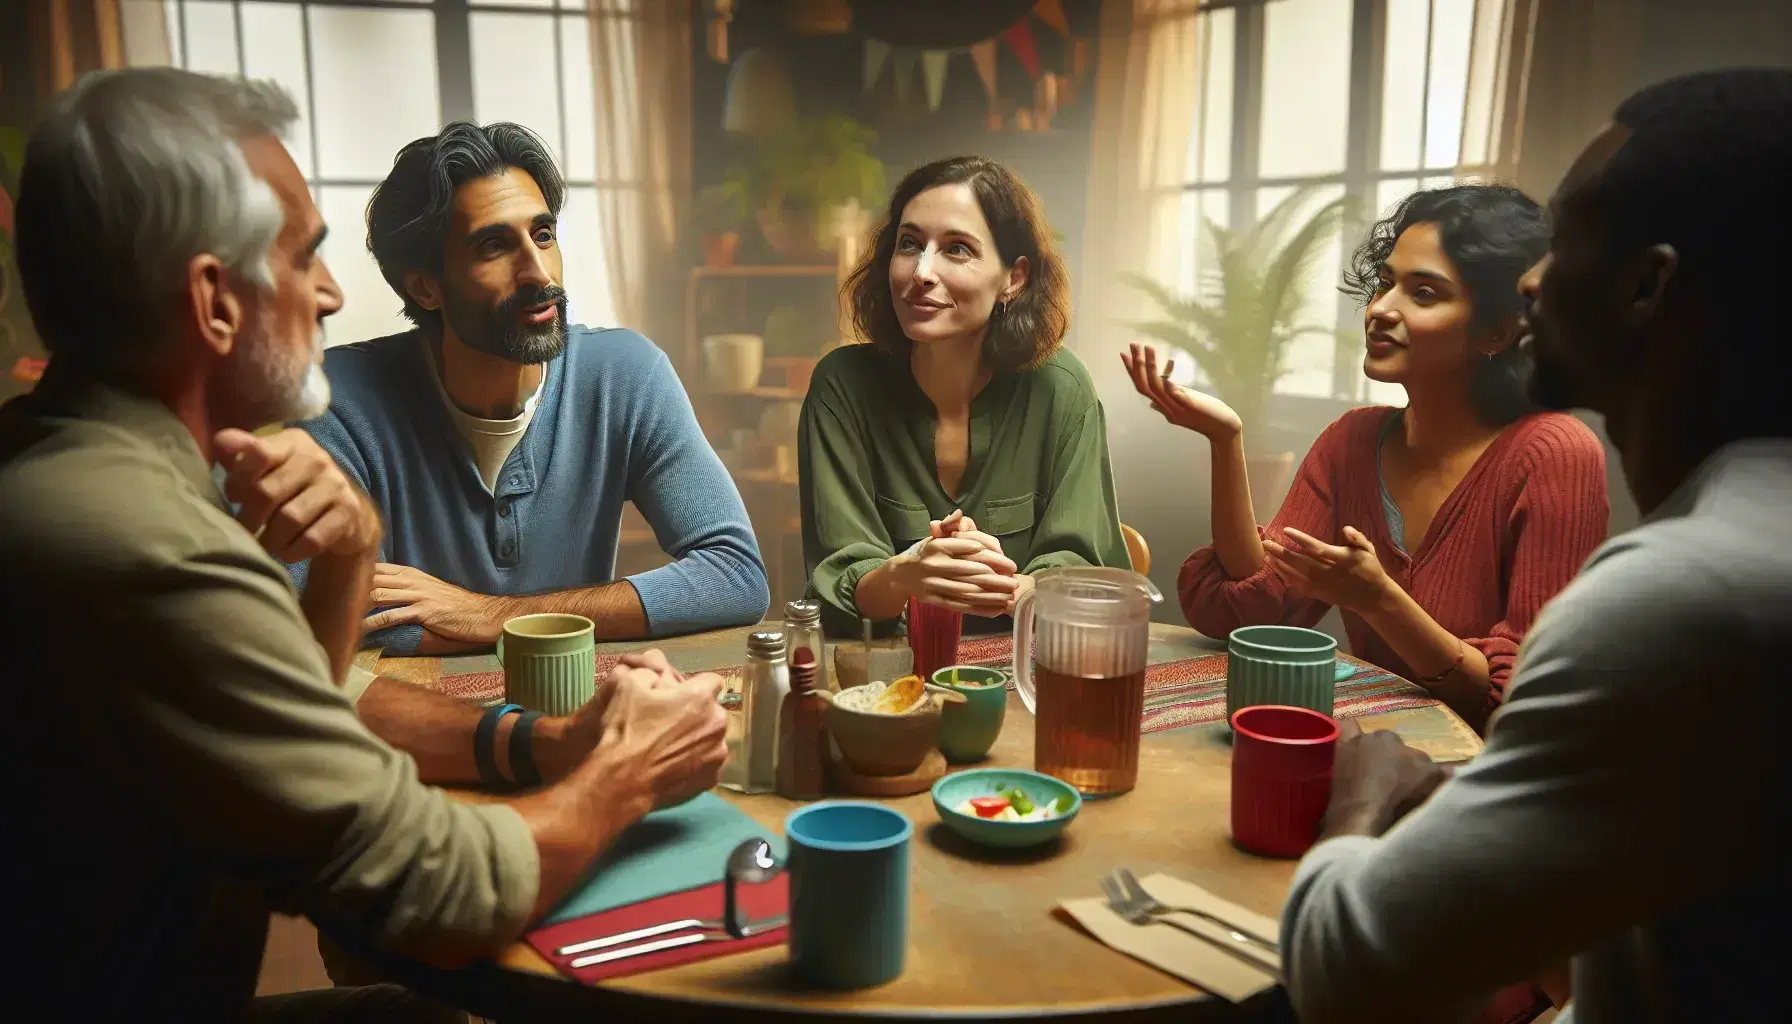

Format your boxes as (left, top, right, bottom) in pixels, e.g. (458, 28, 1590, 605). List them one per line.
(369, 622, 1481, 1022)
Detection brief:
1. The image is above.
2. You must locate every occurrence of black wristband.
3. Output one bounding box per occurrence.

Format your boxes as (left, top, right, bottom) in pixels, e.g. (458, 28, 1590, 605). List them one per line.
(476, 703, 524, 789)
(509, 711, 545, 788)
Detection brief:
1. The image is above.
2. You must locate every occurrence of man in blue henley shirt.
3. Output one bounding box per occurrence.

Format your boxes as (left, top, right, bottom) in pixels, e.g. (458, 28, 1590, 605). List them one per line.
(289, 122, 767, 654)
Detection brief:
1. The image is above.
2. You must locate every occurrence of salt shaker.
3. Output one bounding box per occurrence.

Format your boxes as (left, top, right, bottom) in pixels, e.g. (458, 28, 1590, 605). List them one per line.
(782, 599, 832, 693)
(733, 630, 789, 795)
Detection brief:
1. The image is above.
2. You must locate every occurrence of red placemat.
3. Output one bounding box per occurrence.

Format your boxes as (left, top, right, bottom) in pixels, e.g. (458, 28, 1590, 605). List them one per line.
(524, 875, 789, 983)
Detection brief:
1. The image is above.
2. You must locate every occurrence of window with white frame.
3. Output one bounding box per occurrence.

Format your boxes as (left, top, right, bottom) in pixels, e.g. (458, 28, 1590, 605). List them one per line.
(129, 0, 637, 347)
(1169, 0, 1483, 407)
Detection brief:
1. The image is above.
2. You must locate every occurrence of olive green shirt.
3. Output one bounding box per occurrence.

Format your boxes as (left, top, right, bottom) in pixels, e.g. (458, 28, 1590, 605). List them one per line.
(798, 344, 1130, 637)
(0, 367, 538, 1019)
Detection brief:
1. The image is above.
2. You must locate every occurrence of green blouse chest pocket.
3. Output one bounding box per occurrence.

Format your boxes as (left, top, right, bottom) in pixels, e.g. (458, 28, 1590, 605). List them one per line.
(874, 494, 933, 547)
(874, 492, 1038, 547)
(977, 493, 1038, 537)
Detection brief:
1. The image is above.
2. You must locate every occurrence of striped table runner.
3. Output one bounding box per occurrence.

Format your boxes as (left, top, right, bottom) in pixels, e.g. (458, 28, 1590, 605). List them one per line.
(427, 635, 1440, 734)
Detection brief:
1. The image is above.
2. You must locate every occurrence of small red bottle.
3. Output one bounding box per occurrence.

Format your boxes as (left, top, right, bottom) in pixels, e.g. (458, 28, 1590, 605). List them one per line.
(777, 649, 829, 800)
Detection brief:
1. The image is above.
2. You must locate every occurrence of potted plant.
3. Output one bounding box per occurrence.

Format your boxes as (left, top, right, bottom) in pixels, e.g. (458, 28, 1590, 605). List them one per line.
(690, 181, 748, 269)
(1120, 185, 1354, 506)
(728, 114, 886, 261)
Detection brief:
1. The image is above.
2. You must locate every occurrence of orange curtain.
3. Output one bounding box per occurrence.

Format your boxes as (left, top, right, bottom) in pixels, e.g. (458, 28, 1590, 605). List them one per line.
(28, 0, 128, 108)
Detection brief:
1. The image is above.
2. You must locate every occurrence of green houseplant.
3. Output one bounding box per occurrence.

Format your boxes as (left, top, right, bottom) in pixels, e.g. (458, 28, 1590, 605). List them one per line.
(726, 114, 886, 258)
(1120, 185, 1354, 500)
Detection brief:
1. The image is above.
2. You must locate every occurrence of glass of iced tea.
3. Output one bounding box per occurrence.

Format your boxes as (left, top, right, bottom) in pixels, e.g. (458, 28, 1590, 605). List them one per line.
(1012, 568, 1163, 796)
(906, 597, 962, 682)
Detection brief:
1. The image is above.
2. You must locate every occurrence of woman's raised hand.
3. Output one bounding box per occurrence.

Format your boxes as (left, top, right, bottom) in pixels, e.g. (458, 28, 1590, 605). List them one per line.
(1121, 342, 1245, 441)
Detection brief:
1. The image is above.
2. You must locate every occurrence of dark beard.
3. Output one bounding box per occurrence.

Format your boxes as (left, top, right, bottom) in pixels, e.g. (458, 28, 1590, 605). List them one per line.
(1524, 337, 1584, 412)
(442, 284, 569, 365)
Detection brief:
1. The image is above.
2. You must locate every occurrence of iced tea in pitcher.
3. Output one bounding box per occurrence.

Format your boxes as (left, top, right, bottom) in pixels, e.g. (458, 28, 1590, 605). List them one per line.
(1012, 568, 1162, 796)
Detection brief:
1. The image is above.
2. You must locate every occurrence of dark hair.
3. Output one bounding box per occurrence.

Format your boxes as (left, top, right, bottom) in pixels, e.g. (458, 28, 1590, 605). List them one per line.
(844, 156, 1069, 372)
(366, 121, 565, 331)
(1587, 68, 1792, 439)
(1342, 184, 1549, 426)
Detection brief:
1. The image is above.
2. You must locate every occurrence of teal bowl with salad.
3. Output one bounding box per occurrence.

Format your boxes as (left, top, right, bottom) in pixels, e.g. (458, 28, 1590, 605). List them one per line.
(931, 768, 1081, 848)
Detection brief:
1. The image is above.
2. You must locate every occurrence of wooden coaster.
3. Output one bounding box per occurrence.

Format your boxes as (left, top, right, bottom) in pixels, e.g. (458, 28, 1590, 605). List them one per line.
(829, 748, 947, 797)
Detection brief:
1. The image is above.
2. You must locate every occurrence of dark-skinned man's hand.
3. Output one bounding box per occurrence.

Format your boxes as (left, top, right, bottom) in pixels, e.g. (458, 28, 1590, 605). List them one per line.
(1318, 720, 1453, 842)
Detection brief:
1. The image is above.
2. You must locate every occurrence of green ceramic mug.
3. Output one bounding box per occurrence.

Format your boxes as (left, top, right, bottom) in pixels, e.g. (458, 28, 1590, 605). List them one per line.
(1225, 625, 1339, 723)
(500, 613, 597, 716)
(932, 665, 1008, 764)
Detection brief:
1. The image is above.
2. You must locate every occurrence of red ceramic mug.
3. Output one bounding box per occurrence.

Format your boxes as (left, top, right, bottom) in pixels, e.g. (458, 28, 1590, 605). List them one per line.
(906, 597, 962, 682)
(1230, 704, 1340, 858)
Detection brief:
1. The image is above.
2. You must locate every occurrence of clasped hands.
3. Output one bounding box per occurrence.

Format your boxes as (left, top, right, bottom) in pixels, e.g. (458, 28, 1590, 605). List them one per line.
(893, 509, 1025, 616)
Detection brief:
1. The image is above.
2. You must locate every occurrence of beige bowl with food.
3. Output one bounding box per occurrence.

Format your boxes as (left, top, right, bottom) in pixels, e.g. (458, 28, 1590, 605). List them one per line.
(826, 679, 945, 777)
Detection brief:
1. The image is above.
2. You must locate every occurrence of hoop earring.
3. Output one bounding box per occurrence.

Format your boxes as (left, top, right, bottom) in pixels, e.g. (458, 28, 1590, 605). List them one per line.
(992, 300, 1007, 318)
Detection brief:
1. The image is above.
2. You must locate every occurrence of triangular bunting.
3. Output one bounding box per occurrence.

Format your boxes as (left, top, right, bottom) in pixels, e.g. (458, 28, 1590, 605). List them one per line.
(863, 39, 891, 91)
(1000, 19, 1040, 79)
(1033, 0, 1071, 37)
(969, 39, 1000, 102)
(920, 51, 950, 111)
(892, 49, 918, 106)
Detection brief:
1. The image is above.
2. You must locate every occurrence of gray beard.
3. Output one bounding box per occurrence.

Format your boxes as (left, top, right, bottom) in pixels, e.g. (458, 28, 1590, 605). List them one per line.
(242, 310, 331, 424)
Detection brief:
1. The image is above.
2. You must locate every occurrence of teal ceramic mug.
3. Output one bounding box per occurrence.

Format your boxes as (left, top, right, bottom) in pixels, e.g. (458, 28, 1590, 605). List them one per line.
(1225, 625, 1338, 723)
(785, 802, 912, 989)
(931, 666, 1008, 764)
(500, 613, 597, 716)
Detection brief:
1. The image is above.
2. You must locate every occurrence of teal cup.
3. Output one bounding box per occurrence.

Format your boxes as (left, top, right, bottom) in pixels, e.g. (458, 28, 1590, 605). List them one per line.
(932, 665, 1008, 764)
(1225, 625, 1339, 723)
(785, 802, 912, 989)
(500, 613, 597, 716)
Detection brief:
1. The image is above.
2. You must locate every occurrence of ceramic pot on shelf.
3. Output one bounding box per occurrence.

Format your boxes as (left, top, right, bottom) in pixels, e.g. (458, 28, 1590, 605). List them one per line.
(702, 334, 764, 392)
(701, 231, 740, 269)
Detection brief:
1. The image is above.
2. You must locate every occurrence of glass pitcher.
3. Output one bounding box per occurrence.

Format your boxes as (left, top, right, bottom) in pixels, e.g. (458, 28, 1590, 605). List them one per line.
(1013, 567, 1163, 796)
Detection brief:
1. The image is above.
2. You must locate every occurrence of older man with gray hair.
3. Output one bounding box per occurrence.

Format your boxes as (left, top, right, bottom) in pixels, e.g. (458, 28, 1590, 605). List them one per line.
(0, 67, 729, 1021)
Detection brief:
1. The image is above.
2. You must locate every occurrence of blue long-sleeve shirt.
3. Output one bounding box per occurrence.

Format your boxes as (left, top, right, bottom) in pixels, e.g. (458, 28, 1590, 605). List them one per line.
(287, 326, 769, 654)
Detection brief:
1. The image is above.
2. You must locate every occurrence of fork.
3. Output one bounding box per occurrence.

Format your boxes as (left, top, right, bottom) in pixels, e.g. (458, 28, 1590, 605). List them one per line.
(1100, 874, 1278, 972)
(1114, 867, 1280, 953)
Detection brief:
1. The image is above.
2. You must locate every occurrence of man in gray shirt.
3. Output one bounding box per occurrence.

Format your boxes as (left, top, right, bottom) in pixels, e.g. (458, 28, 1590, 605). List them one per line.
(1280, 68, 1790, 1023)
(1, 68, 729, 1021)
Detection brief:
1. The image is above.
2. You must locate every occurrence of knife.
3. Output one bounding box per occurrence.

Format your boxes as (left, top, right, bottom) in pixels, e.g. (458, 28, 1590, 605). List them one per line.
(557, 916, 720, 957)
(564, 916, 789, 970)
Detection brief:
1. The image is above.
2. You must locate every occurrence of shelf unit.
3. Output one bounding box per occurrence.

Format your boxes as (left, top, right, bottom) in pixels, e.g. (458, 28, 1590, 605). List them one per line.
(684, 262, 846, 607)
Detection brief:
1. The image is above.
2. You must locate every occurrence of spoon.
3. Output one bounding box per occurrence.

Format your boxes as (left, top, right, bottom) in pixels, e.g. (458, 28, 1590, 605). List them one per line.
(923, 681, 969, 705)
(722, 837, 783, 939)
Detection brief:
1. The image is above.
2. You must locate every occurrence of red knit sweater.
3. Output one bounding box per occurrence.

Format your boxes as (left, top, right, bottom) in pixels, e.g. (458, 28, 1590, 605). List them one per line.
(1179, 406, 1609, 710)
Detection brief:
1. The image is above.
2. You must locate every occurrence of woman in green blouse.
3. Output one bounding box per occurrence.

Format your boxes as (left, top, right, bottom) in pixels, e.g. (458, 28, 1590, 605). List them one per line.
(799, 156, 1130, 637)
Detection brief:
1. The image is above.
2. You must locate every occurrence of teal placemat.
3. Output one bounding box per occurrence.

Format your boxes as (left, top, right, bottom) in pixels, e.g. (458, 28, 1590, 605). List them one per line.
(541, 792, 785, 926)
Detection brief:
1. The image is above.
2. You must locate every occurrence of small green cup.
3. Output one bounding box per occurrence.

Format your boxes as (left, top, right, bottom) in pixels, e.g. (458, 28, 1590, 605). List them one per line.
(932, 665, 1008, 764)
(500, 613, 597, 716)
(1225, 625, 1339, 723)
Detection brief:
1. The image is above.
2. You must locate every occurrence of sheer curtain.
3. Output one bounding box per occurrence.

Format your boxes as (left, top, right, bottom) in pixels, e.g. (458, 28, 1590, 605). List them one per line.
(1078, 0, 1206, 410)
(1457, 0, 1641, 196)
(587, 0, 691, 345)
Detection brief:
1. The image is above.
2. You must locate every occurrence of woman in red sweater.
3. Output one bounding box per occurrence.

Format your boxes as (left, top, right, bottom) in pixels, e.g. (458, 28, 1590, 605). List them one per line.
(1124, 184, 1608, 736)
